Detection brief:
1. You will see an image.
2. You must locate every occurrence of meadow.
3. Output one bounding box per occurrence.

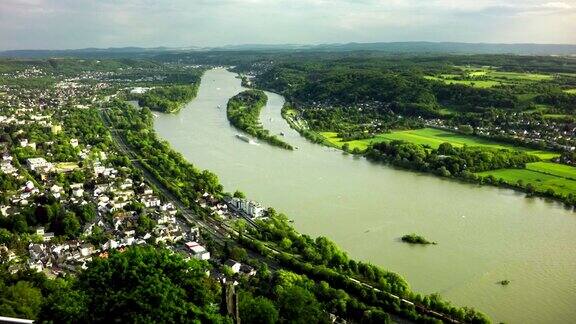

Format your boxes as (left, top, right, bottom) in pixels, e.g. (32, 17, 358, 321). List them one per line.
(526, 162, 576, 180)
(425, 67, 553, 89)
(321, 128, 559, 160)
(477, 166, 576, 197)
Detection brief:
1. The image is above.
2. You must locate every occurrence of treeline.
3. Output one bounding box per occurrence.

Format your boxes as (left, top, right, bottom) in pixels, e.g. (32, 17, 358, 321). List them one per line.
(136, 84, 198, 113)
(3, 244, 396, 323)
(227, 90, 293, 150)
(0, 200, 97, 244)
(255, 61, 523, 112)
(366, 141, 540, 176)
(536, 91, 576, 114)
(104, 99, 489, 322)
(241, 212, 489, 323)
(106, 100, 223, 206)
(24, 246, 226, 322)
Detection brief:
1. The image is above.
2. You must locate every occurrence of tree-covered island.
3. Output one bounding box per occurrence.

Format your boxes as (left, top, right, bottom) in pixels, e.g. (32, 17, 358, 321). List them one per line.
(227, 89, 294, 150)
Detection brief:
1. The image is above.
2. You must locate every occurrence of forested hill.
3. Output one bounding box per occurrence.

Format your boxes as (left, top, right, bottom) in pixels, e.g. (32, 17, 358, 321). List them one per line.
(2, 41, 576, 58)
(307, 42, 576, 55)
(252, 55, 576, 116)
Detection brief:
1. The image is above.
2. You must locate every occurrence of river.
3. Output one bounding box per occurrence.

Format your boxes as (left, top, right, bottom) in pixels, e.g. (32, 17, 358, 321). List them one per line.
(154, 68, 576, 323)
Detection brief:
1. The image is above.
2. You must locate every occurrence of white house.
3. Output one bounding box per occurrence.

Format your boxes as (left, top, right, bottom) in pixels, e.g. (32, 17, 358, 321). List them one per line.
(185, 241, 211, 260)
(224, 259, 242, 273)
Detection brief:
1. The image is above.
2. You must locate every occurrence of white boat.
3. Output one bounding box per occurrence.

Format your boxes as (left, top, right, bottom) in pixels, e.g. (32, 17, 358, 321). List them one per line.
(236, 134, 250, 142)
(235, 134, 259, 145)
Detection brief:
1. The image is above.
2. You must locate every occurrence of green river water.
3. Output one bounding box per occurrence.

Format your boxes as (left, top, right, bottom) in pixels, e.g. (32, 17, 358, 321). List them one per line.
(154, 68, 576, 323)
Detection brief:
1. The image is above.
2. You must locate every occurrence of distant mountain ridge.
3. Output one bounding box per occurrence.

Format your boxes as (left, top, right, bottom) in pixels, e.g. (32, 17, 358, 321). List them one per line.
(2, 41, 576, 58)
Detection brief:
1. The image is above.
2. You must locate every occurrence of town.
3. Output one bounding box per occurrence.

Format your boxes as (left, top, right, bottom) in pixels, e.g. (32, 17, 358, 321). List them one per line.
(0, 63, 264, 283)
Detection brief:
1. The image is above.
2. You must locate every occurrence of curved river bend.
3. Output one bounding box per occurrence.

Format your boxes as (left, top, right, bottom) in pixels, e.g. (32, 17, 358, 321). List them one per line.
(154, 68, 576, 323)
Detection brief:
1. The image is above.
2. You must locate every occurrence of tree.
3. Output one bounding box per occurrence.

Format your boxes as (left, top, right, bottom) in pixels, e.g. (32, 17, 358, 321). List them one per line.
(75, 203, 96, 223)
(229, 247, 248, 262)
(38, 246, 225, 323)
(278, 286, 325, 324)
(136, 214, 155, 236)
(459, 125, 474, 135)
(362, 309, 391, 324)
(0, 281, 43, 319)
(239, 292, 278, 324)
(233, 190, 246, 199)
(0, 228, 13, 245)
(60, 212, 81, 238)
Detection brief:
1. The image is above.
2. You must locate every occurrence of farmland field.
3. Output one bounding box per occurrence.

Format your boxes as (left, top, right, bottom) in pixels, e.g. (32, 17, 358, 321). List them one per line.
(476, 168, 576, 197)
(321, 128, 559, 160)
(425, 68, 553, 89)
(423, 76, 501, 88)
(526, 162, 576, 180)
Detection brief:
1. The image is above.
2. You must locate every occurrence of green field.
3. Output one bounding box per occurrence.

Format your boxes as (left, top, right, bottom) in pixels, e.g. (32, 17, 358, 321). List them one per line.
(423, 76, 501, 88)
(526, 162, 576, 180)
(322, 128, 558, 159)
(322, 128, 574, 197)
(477, 167, 576, 197)
(425, 68, 553, 89)
(488, 71, 552, 81)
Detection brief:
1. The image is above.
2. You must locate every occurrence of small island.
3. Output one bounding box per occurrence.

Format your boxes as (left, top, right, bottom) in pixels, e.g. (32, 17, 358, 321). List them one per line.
(227, 90, 293, 150)
(498, 280, 510, 286)
(401, 233, 437, 245)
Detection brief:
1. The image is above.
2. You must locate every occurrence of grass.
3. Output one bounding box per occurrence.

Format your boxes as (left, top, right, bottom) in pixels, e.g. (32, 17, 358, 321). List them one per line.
(321, 132, 373, 151)
(526, 162, 576, 180)
(476, 168, 576, 197)
(543, 114, 572, 120)
(425, 68, 553, 89)
(322, 128, 558, 159)
(564, 89, 576, 95)
(423, 76, 501, 88)
(55, 162, 79, 173)
(489, 71, 552, 81)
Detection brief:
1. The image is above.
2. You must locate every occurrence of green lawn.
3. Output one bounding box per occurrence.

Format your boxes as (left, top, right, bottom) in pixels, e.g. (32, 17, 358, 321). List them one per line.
(55, 162, 79, 173)
(526, 162, 576, 180)
(321, 132, 373, 151)
(476, 168, 576, 197)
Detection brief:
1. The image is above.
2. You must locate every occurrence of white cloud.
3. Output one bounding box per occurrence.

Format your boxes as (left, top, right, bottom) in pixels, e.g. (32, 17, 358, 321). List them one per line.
(0, 0, 574, 50)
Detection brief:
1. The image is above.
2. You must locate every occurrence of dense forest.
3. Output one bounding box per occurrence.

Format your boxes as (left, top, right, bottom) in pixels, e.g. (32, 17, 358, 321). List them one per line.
(136, 84, 199, 113)
(366, 141, 540, 176)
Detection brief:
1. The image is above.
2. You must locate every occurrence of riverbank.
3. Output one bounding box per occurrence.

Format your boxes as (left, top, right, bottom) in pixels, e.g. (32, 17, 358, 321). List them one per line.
(280, 106, 576, 209)
(106, 87, 488, 323)
(154, 68, 576, 323)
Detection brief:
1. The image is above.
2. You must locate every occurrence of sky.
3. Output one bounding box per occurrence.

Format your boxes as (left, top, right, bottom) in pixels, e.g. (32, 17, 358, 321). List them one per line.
(0, 0, 575, 50)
